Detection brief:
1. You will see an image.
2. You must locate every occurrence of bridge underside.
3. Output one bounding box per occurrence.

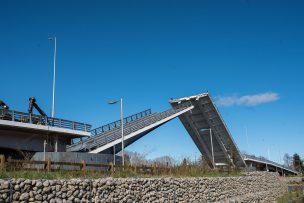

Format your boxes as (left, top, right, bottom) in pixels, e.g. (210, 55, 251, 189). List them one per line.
(170, 93, 246, 169)
(96, 126, 161, 155)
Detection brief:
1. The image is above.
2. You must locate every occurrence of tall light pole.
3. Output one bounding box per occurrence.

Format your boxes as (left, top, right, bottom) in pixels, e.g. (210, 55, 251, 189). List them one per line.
(210, 128, 215, 169)
(48, 37, 57, 152)
(279, 149, 282, 165)
(48, 37, 56, 118)
(200, 128, 215, 169)
(108, 98, 124, 166)
(262, 139, 268, 171)
(245, 125, 249, 153)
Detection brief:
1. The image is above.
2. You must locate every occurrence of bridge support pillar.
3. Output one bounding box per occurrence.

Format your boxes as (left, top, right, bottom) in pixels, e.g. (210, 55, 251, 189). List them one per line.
(113, 145, 116, 165)
(54, 135, 58, 152)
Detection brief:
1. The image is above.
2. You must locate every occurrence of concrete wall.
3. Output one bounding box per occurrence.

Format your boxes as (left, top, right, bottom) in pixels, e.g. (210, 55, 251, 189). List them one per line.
(0, 172, 286, 203)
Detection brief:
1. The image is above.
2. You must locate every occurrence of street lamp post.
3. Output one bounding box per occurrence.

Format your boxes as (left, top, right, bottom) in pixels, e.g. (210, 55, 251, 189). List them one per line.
(48, 37, 57, 152)
(48, 37, 56, 118)
(108, 98, 124, 166)
(262, 139, 269, 172)
(210, 128, 215, 169)
(120, 98, 124, 166)
(200, 128, 215, 169)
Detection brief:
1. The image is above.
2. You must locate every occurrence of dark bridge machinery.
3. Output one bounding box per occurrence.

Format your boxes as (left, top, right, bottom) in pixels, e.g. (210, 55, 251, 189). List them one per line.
(28, 97, 47, 124)
(0, 97, 91, 156)
(0, 100, 9, 110)
(0, 93, 298, 175)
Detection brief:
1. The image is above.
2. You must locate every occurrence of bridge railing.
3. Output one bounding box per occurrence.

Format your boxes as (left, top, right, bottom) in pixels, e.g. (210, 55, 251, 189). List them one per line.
(0, 109, 91, 132)
(68, 104, 193, 151)
(85, 105, 192, 151)
(173, 101, 193, 109)
(90, 109, 152, 136)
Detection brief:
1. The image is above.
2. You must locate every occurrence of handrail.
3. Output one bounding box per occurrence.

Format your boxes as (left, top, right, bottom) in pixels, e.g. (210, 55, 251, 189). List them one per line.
(90, 109, 152, 136)
(0, 109, 91, 132)
(68, 105, 193, 151)
(91, 106, 190, 148)
(76, 105, 191, 151)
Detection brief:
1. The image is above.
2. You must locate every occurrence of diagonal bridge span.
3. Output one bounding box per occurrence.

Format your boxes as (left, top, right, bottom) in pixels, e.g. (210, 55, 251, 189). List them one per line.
(67, 103, 194, 154)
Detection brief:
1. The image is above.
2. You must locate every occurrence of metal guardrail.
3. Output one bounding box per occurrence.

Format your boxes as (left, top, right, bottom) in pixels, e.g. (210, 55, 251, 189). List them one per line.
(68, 104, 193, 151)
(91, 109, 152, 136)
(84, 105, 192, 151)
(242, 154, 296, 172)
(0, 109, 91, 132)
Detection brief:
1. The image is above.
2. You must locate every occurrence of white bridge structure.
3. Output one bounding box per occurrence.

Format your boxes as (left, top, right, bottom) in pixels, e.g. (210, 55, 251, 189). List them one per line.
(0, 93, 298, 175)
(169, 93, 246, 168)
(0, 109, 91, 153)
(243, 154, 297, 176)
(67, 104, 194, 154)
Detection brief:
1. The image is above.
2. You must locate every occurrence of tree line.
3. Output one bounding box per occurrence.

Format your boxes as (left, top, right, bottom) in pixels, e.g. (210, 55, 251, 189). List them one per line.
(283, 153, 304, 173)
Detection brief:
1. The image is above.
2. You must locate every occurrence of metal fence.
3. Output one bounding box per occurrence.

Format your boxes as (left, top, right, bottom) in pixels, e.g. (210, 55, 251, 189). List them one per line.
(0, 109, 91, 132)
(0, 155, 170, 176)
(90, 109, 152, 136)
(84, 105, 192, 151)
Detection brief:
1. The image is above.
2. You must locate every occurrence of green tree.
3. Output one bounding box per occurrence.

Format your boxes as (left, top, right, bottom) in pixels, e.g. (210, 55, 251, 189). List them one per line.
(293, 153, 302, 172)
(182, 158, 188, 166)
(283, 153, 292, 167)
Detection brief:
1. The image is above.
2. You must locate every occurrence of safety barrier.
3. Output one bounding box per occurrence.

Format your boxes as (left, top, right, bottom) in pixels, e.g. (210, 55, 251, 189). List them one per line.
(0, 109, 91, 132)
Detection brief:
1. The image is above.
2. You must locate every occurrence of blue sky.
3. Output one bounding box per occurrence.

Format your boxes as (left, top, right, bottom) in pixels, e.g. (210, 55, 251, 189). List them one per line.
(1, 0, 304, 163)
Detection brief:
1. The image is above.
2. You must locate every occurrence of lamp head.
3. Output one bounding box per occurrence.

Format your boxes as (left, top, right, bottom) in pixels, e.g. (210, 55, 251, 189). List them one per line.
(108, 100, 118, 104)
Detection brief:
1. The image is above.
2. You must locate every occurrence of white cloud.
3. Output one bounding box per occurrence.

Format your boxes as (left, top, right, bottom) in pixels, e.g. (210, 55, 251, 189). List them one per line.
(215, 92, 280, 107)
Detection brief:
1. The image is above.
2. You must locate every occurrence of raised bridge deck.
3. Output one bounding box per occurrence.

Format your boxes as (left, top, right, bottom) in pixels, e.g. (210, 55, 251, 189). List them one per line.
(169, 93, 246, 168)
(67, 104, 194, 154)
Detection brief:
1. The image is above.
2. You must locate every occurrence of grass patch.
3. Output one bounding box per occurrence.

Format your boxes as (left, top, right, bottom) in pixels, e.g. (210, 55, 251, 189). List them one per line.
(0, 166, 243, 179)
(0, 169, 109, 180)
(278, 190, 304, 203)
(169, 165, 243, 177)
(111, 164, 243, 178)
